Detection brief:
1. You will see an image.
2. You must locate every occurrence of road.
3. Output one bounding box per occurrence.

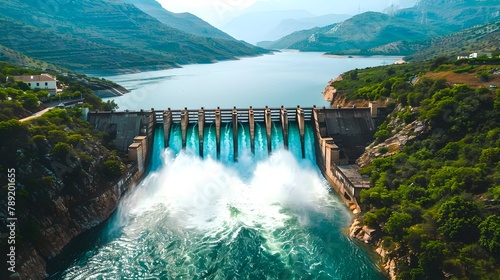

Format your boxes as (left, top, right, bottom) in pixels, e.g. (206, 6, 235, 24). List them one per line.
(19, 98, 83, 123)
(20, 107, 54, 122)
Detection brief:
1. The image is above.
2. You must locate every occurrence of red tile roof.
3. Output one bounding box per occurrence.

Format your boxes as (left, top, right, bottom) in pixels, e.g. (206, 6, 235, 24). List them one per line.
(14, 73, 56, 82)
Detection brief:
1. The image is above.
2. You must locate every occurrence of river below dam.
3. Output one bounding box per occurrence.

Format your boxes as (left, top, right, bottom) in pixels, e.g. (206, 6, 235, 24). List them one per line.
(48, 52, 397, 279)
(49, 124, 385, 279)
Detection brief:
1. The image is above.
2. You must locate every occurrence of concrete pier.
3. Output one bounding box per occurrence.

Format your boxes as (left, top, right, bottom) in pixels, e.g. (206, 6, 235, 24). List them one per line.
(249, 107, 255, 154)
(280, 106, 289, 150)
(215, 108, 221, 159)
(265, 106, 272, 154)
(198, 108, 205, 157)
(163, 109, 172, 148)
(181, 108, 189, 149)
(296, 106, 305, 158)
(232, 107, 238, 162)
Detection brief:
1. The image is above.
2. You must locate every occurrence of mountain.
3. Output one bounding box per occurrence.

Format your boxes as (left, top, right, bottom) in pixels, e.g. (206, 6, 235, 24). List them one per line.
(405, 20, 500, 61)
(221, 10, 316, 44)
(0, 44, 71, 73)
(0, 0, 268, 72)
(263, 12, 440, 53)
(123, 0, 234, 40)
(262, 0, 499, 55)
(259, 13, 352, 44)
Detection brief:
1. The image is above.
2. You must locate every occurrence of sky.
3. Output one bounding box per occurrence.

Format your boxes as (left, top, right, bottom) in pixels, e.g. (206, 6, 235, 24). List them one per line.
(157, 0, 420, 27)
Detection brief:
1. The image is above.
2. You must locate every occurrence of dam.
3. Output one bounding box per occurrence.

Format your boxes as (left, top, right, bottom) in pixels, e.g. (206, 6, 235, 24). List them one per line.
(87, 104, 381, 211)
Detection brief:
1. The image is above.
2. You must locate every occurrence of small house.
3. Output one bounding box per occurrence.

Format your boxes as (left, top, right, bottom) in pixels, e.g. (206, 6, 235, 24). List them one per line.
(14, 74, 58, 96)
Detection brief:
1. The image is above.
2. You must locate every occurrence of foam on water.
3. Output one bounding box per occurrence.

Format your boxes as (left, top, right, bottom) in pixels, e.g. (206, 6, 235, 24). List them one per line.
(52, 124, 385, 279)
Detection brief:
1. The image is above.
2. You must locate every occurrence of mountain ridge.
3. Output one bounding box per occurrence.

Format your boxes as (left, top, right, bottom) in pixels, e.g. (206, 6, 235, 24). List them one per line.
(405, 20, 500, 61)
(123, 0, 235, 40)
(0, 0, 268, 72)
(261, 0, 499, 55)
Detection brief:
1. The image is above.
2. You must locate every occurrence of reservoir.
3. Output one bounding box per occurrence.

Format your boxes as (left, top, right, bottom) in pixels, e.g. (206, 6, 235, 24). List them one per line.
(104, 52, 400, 110)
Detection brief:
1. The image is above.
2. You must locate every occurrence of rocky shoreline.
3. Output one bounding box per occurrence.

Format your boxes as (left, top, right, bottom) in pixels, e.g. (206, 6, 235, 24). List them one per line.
(322, 74, 381, 108)
(322, 75, 408, 279)
(349, 218, 396, 280)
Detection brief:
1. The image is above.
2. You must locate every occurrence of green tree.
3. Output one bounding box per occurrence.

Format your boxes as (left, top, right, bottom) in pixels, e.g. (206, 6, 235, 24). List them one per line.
(51, 142, 72, 159)
(15, 81, 30, 91)
(419, 240, 446, 278)
(47, 130, 67, 144)
(384, 212, 413, 241)
(458, 244, 498, 280)
(479, 215, 500, 256)
(0, 89, 7, 100)
(21, 93, 40, 111)
(67, 134, 84, 146)
(374, 129, 391, 143)
(477, 70, 492, 82)
(430, 56, 450, 71)
(437, 196, 481, 243)
(101, 159, 123, 181)
(479, 148, 500, 165)
(363, 212, 379, 228)
(35, 90, 49, 101)
(102, 100, 119, 111)
(350, 69, 358, 80)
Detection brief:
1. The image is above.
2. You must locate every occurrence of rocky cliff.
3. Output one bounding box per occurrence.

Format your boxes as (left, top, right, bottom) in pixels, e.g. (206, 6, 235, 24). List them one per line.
(349, 219, 396, 280)
(0, 109, 140, 279)
(357, 117, 427, 167)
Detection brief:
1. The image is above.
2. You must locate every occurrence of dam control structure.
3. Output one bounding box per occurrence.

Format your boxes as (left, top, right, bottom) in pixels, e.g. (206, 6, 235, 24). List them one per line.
(88, 104, 383, 211)
(160, 106, 312, 161)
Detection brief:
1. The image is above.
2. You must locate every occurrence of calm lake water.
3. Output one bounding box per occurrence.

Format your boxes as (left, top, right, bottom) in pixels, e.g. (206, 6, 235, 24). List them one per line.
(103, 51, 400, 110)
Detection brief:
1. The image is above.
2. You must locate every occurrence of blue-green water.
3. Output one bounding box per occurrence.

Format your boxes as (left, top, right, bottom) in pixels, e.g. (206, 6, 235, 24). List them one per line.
(50, 125, 385, 279)
(104, 51, 401, 110)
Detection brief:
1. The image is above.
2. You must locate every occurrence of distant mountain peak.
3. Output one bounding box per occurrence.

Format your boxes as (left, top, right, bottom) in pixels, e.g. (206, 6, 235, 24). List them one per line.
(122, 0, 235, 40)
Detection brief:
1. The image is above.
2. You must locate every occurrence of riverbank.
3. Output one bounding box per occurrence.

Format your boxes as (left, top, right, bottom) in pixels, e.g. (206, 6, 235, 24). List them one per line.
(321, 74, 377, 108)
(322, 74, 343, 103)
(349, 218, 396, 280)
(319, 72, 396, 278)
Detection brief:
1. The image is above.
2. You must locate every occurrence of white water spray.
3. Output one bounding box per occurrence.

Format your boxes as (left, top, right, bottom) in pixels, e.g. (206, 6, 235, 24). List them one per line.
(56, 126, 384, 279)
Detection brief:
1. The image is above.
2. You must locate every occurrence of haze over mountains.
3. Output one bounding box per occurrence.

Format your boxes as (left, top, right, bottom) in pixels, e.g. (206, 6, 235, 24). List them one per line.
(0, 0, 267, 72)
(123, 0, 235, 40)
(221, 11, 352, 44)
(257, 0, 499, 56)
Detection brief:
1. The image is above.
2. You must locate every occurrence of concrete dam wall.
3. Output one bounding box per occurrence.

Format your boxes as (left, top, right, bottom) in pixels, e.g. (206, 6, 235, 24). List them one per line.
(87, 105, 383, 212)
(314, 104, 381, 212)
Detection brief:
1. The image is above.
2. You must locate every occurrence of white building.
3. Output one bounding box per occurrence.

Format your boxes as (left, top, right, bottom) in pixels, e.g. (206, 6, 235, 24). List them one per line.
(14, 74, 58, 96)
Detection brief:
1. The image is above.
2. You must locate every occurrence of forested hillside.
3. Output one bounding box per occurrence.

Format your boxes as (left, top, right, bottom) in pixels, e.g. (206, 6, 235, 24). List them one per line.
(406, 20, 500, 61)
(332, 58, 500, 279)
(0, 0, 268, 72)
(0, 61, 128, 278)
(261, 0, 499, 55)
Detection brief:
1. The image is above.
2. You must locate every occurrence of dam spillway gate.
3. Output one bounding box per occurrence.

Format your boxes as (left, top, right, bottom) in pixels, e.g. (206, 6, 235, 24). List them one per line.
(156, 106, 314, 161)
